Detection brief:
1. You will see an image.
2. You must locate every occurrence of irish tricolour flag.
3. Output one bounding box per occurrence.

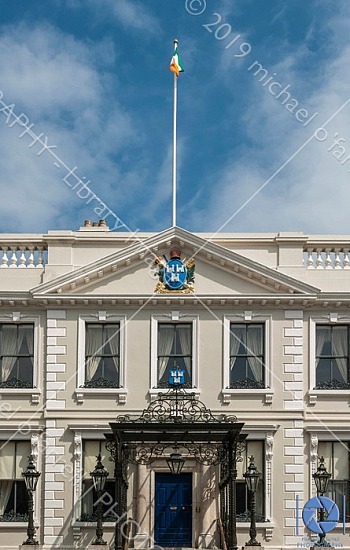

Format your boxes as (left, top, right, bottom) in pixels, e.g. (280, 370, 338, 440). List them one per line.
(170, 47, 184, 77)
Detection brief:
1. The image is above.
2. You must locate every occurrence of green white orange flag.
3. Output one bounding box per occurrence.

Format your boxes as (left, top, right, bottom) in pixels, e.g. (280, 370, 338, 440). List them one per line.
(170, 47, 184, 77)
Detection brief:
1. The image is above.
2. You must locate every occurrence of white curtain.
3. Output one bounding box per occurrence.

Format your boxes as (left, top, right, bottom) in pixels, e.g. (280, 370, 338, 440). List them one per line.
(0, 326, 19, 382)
(86, 326, 102, 382)
(316, 327, 328, 381)
(158, 325, 175, 381)
(0, 440, 30, 517)
(332, 328, 348, 383)
(0, 481, 13, 515)
(247, 326, 263, 382)
(177, 325, 192, 380)
(20, 326, 34, 382)
(316, 327, 328, 358)
(230, 325, 244, 374)
(105, 325, 120, 380)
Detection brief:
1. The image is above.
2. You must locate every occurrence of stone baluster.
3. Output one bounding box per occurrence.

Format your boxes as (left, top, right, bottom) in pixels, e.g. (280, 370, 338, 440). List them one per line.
(36, 246, 44, 268)
(344, 250, 350, 269)
(316, 249, 324, 269)
(18, 246, 27, 268)
(27, 246, 35, 268)
(324, 249, 332, 269)
(9, 247, 18, 268)
(334, 248, 342, 269)
(0, 247, 8, 268)
(306, 249, 315, 269)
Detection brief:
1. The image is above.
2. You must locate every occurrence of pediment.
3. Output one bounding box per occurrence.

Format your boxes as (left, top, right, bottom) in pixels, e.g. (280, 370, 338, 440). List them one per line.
(31, 227, 319, 299)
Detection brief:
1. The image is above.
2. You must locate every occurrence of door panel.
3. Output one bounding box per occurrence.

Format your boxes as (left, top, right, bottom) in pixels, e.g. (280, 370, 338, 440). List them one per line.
(155, 472, 192, 547)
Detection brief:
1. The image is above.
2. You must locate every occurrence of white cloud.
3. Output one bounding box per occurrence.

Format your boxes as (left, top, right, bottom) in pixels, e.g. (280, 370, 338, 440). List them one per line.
(0, 23, 141, 232)
(77, 0, 160, 34)
(190, 4, 350, 234)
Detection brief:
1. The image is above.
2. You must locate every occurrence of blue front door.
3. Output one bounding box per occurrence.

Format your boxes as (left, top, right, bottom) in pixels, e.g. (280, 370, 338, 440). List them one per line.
(155, 472, 192, 547)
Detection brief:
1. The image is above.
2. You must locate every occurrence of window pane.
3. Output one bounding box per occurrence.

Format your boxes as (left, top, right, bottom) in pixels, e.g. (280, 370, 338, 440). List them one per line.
(18, 326, 34, 355)
(0, 441, 30, 520)
(230, 324, 264, 387)
(0, 442, 15, 479)
(316, 358, 331, 384)
(15, 442, 31, 478)
(86, 325, 103, 356)
(236, 482, 247, 515)
(0, 325, 34, 387)
(247, 325, 263, 356)
(231, 357, 246, 382)
(157, 323, 192, 387)
(236, 440, 265, 521)
(316, 325, 350, 386)
(333, 442, 348, 479)
(85, 324, 120, 385)
(81, 440, 115, 521)
(316, 326, 331, 356)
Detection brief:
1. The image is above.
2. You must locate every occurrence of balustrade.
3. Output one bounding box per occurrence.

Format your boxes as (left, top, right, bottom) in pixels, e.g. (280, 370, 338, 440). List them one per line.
(0, 244, 47, 268)
(304, 247, 350, 269)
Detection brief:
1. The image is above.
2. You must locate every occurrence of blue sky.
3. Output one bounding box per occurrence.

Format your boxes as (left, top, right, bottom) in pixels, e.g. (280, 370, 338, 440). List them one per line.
(0, 0, 349, 235)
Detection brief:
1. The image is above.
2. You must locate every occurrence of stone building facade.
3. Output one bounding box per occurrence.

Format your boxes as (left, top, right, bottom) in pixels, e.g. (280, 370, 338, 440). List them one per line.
(0, 223, 350, 549)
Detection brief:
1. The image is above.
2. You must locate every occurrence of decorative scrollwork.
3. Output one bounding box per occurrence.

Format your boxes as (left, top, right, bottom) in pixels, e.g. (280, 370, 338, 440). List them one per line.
(0, 512, 29, 522)
(0, 378, 33, 388)
(105, 440, 118, 462)
(125, 443, 166, 465)
(236, 440, 246, 463)
(229, 378, 266, 389)
(236, 511, 269, 523)
(115, 387, 237, 425)
(185, 443, 221, 465)
(81, 377, 121, 389)
(314, 379, 350, 390)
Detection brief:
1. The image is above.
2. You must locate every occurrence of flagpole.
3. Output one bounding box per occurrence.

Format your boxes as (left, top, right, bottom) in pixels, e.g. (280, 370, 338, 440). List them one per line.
(172, 38, 178, 228)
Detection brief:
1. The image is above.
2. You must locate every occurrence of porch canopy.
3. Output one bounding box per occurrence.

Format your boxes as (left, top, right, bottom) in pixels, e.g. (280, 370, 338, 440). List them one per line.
(106, 387, 245, 550)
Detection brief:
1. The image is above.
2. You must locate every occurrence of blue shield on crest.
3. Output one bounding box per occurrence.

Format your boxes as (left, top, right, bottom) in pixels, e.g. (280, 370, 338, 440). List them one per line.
(169, 369, 185, 386)
(164, 259, 187, 290)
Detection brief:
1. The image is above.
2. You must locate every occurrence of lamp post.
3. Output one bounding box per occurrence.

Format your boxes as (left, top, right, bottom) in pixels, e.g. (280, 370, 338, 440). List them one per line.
(90, 454, 109, 546)
(243, 455, 261, 547)
(22, 455, 41, 546)
(166, 451, 185, 475)
(313, 456, 331, 547)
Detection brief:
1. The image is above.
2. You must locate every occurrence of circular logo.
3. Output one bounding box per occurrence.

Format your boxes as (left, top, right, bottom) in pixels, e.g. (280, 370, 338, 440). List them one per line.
(164, 259, 187, 290)
(302, 496, 339, 535)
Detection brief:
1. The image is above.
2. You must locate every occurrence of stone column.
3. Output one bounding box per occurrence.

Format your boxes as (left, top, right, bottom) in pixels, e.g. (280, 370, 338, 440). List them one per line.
(134, 463, 150, 548)
(198, 464, 218, 549)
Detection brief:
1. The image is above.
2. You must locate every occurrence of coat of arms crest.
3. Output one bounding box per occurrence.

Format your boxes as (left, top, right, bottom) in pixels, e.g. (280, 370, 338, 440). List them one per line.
(154, 247, 195, 294)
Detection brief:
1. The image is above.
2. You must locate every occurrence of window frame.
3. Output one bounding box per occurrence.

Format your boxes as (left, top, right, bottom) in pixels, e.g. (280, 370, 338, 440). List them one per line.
(315, 323, 350, 389)
(0, 435, 40, 528)
(235, 430, 275, 541)
(150, 314, 199, 398)
(309, 317, 350, 404)
(308, 429, 350, 525)
(76, 314, 126, 404)
(79, 439, 116, 523)
(223, 314, 273, 404)
(71, 429, 117, 527)
(0, 316, 41, 404)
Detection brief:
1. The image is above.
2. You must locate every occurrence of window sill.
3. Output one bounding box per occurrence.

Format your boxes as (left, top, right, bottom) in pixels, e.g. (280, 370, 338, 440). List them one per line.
(0, 521, 39, 527)
(308, 389, 350, 406)
(72, 521, 116, 539)
(222, 389, 273, 405)
(0, 388, 40, 404)
(149, 387, 200, 399)
(236, 522, 274, 542)
(75, 388, 127, 404)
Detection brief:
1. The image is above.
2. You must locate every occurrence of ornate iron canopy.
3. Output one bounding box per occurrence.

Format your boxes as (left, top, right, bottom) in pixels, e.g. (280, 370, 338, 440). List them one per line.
(106, 387, 245, 466)
(106, 387, 245, 550)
